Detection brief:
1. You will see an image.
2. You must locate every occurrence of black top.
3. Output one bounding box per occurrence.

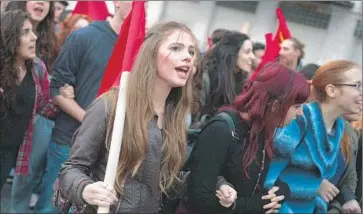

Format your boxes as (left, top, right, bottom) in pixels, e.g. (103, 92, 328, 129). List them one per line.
(0, 70, 35, 148)
(187, 111, 271, 214)
(50, 21, 118, 146)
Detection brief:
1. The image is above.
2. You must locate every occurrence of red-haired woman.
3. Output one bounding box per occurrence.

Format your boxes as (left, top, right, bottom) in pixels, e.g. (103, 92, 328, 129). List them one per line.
(265, 60, 362, 213)
(185, 62, 310, 214)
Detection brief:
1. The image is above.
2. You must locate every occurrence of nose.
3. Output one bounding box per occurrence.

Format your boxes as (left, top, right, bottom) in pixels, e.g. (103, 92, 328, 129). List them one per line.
(31, 31, 38, 41)
(182, 50, 192, 63)
(250, 52, 256, 60)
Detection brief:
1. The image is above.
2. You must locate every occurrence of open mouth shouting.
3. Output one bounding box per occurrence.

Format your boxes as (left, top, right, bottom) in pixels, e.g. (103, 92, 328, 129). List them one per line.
(175, 65, 191, 79)
(33, 6, 45, 18)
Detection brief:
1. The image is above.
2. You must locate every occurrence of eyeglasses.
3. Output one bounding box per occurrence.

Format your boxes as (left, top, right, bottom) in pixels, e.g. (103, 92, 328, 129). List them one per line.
(334, 82, 362, 92)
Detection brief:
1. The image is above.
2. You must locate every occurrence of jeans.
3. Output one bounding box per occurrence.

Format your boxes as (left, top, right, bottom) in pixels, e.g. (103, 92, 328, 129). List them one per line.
(10, 115, 54, 213)
(34, 141, 70, 213)
(0, 148, 17, 191)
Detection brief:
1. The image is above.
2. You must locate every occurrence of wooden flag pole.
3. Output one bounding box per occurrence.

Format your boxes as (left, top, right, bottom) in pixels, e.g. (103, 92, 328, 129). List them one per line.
(97, 71, 130, 213)
(1, 0, 8, 12)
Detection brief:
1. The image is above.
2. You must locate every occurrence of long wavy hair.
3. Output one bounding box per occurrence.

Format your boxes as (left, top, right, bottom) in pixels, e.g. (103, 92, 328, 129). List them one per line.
(57, 14, 92, 51)
(201, 31, 250, 116)
(222, 62, 310, 176)
(191, 60, 203, 116)
(0, 10, 33, 112)
(6, 1, 58, 72)
(102, 21, 200, 195)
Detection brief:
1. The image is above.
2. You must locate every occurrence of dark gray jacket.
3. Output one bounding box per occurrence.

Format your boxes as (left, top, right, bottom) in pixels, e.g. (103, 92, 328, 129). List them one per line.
(328, 122, 359, 213)
(58, 97, 163, 213)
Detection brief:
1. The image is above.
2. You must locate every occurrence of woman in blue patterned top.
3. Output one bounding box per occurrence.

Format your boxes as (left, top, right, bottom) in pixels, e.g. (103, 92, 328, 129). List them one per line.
(264, 60, 362, 213)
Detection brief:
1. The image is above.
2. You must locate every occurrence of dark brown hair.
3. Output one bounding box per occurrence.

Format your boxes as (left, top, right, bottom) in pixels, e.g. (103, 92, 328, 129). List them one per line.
(6, 1, 58, 72)
(0, 10, 33, 111)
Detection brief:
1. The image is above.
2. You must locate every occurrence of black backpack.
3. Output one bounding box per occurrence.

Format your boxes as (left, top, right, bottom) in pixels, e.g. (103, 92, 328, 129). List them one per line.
(170, 110, 243, 203)
(185, 111, 241, 167)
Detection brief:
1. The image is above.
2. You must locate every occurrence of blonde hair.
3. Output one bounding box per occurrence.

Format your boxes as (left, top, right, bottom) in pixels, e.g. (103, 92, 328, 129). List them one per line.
(103, 21, 200, 195)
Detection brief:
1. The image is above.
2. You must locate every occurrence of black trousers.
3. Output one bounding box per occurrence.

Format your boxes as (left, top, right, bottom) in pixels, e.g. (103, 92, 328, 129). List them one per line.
(0, 148, 17, 190)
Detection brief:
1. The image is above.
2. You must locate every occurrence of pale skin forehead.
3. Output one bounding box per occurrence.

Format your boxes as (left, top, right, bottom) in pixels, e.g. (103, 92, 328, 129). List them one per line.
(281, 40, 294, 49)
(22, 19, 33, 30)
(162, 30, 195, 48)
(342, 67, 362, 83)
(241, 40, 252, 49)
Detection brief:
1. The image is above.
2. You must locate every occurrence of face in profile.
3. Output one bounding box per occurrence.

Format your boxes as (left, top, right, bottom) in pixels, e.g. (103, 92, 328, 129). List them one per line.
(18, 19, 38, 60)
(54, 1, 66, 23)
(156, 30, 196, 88)
(279, 39, 299, 67)
(237, 40, 255, 73)
(333, 67, 362, 115)
(25, 1, 50, 24)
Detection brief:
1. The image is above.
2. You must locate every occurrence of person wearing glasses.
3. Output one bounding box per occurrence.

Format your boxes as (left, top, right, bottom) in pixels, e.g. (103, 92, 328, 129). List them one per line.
(298, 61, 362, 213)
(264, 60, 362, 213)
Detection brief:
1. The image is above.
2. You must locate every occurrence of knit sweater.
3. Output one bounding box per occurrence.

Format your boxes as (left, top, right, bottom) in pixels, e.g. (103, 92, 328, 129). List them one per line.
(264, 102, 345, 213)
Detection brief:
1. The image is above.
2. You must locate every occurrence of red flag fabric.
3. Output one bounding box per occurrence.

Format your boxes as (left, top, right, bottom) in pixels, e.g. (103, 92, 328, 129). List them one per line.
(250, 8, 291, 81)
(273, 8, 292, 44)
(207, 37, 212, 49)
(72, 1, 109, 21)
(97, 1, 146, 96)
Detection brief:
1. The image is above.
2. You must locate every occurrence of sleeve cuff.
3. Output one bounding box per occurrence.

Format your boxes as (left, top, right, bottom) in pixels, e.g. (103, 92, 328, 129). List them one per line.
(216, 176, 234, 190)
(336, 189, 356, 205)
(50, 87, 61, 97)
(75, 179, 94, 205)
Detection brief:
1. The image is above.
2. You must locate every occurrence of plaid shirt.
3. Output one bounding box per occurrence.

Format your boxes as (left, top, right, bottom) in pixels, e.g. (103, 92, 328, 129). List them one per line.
(16, 58, 58, 175)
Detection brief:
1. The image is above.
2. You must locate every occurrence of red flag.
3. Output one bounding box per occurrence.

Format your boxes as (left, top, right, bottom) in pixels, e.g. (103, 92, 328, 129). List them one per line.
(273, 8, 291, 44)
(72, 1, 109, 21)
(97, 1, 146, 96)
(207, 37, 212, 49)
(250, 8, 291, 81)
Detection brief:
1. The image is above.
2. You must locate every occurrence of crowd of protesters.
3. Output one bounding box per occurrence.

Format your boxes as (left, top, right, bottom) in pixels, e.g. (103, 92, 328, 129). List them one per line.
(0, 1, 361, 214)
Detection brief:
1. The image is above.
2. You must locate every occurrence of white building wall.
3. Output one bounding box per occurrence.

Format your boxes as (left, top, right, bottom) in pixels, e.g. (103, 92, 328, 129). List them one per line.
(159, 1, 362, 66)
(66, 1, 362, 66)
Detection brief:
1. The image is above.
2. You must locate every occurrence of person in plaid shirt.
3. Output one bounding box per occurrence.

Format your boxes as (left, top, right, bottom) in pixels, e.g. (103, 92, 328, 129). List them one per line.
(0, 10, 74, 193)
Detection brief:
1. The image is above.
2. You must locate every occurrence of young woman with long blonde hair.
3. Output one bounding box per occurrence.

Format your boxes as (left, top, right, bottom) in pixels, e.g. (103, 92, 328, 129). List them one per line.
(57, 21, 200, 213)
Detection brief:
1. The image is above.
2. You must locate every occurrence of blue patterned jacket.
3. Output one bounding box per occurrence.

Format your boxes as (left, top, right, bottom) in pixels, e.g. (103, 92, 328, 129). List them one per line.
(264, 102, 345, 213)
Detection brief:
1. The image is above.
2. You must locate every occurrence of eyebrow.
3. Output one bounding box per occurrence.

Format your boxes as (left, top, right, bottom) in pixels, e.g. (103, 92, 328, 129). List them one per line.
(169, 42, 195, 49)
(21, 28, 31, 33)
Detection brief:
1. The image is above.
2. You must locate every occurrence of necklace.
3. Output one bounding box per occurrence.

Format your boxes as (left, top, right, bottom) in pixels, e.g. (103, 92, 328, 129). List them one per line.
(251, 148, 266, 196)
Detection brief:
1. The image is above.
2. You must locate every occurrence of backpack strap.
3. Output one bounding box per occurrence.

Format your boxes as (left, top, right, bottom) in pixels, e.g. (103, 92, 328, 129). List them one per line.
(217, 112, 239, 140)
